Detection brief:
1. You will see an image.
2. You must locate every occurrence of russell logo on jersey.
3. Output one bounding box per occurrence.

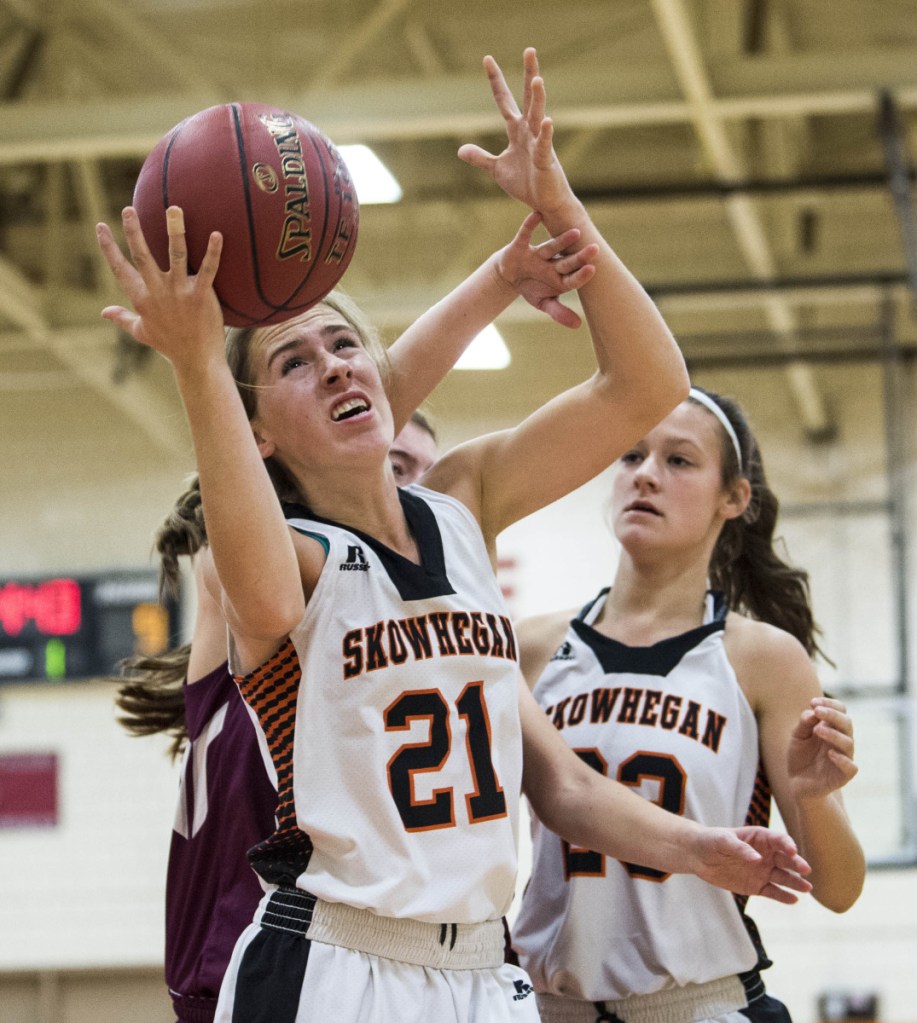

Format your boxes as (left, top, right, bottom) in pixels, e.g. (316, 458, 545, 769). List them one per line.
(340, 545, 370, 572)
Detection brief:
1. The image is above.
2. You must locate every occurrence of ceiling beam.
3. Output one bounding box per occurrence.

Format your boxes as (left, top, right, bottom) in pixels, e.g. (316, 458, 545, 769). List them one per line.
(78, 0, 221, 99)
(0, 252, 185, 453)
(0, 251, 45, 331)
(650, 0, 833, 439)
(0, 0, 40, 29)
(319, 0, 413, 87)
(1, 45, 917, 163)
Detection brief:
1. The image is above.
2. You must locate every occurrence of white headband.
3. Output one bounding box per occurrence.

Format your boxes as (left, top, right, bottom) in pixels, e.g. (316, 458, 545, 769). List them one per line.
(688, 387, 743, 471)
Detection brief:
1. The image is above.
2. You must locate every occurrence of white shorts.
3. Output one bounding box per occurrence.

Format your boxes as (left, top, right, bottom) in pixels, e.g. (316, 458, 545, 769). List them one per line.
(215, 887, 540, 1023)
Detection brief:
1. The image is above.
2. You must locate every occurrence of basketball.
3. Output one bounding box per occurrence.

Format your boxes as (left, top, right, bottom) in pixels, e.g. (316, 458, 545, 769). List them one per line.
(132, 102, 359, 327)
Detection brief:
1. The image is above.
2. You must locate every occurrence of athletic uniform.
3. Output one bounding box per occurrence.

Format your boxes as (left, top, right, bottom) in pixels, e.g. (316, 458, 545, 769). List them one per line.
(166, 662, 278, 1023)
(215, 485, 538, 1023)
(512, 588, 788, 1023)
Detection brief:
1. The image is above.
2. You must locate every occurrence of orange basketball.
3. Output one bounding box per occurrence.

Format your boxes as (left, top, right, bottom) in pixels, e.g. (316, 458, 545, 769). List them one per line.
(133, 102, 359, 327)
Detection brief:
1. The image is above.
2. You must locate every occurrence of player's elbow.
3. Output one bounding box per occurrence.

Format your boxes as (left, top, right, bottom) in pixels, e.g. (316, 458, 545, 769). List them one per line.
(811, 846, 866, 913)
(226, 590, 305, 644)
(813, 871, 865, 914)
(525, 760, 594, 847)
(592, 357, 689, 444)
(628, 356, 690, 433)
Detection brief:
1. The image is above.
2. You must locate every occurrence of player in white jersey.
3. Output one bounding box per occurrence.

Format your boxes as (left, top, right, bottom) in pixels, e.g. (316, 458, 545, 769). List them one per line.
(512, 387, 865, 1023)
(96, 49, 813, 1023)
(274, 485, 522, 922)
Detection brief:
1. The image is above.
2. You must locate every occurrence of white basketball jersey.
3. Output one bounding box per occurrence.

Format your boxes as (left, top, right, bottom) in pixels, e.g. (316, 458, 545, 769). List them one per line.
(276, 485, 522, 925)
(512, 589, 765, 1002)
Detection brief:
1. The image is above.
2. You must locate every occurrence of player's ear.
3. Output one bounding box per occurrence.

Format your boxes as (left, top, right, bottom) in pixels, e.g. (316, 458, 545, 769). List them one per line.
(250, 421, 275, 460)
(722, 477, 751, 521)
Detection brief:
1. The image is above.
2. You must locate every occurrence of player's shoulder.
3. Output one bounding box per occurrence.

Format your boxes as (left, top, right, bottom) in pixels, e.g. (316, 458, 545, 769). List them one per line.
(723, 612, 817, 697)
(517, 607, 576, 645)
(517, 607, 578, 689)
(420, 429, 513, 528)
(724, 611, 808, 660)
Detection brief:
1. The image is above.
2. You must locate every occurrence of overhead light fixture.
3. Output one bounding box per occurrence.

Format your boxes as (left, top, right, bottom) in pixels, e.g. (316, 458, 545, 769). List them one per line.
(456, 324, 511, 370)
(339, 144, 402, 205)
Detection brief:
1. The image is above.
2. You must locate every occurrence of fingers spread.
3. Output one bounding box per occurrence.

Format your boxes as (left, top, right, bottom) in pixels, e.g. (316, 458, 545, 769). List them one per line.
(535, 118, 555, 163)
(96, 222, 127, 275)
(195, 231, 224, 289)
(527, 76, 546, 134)
(457, 143, 496, 173)
(100, 306, 142, 338)
(120, 206, 156, 271)
(514, 211, 543, 245)
(166, 206, 188, 269)
(483, 54, 519, 120)
(522, 47, 538, 115)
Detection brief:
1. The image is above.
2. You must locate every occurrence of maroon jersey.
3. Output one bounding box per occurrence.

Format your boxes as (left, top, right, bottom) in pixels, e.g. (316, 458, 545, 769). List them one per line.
(165, 663, 277, 1023)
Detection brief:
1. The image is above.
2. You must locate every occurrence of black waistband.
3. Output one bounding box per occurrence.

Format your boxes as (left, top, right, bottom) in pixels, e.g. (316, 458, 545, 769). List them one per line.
(740, 968, 766, 1003)
(261, 886, 317, 934)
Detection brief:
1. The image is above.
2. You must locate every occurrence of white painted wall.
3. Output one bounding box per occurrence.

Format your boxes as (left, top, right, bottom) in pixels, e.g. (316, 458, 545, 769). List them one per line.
(0, 681, 178, 970)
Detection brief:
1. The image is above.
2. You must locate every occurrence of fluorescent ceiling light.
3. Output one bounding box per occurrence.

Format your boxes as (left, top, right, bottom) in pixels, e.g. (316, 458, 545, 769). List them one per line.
(456, 324, 511, 370)
(339, 144, 402, 205)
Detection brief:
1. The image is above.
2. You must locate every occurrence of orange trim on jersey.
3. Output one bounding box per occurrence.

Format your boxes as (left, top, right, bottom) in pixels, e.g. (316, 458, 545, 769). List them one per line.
(235, 638, 310, 880)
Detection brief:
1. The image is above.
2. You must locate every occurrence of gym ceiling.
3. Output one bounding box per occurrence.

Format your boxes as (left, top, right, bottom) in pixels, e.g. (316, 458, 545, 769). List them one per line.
(1, 0, 916, 454)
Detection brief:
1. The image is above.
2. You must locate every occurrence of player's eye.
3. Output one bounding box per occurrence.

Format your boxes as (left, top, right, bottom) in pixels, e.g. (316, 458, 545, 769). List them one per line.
(281, 356, 307, 375)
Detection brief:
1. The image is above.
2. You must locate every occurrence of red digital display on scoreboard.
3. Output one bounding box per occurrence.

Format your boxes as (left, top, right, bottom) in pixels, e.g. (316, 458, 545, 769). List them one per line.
(0, 572, 180, 684)
(0, 578, 82, 637)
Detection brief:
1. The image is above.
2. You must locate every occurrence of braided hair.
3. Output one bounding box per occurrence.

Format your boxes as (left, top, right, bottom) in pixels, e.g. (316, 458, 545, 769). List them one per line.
(111, 475, 205, 759)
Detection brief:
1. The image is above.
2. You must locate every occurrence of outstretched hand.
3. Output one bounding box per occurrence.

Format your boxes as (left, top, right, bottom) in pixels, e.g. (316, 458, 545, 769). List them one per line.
(787, 696, 859, 800)
(496, 212, 598, 327)
(95, 206, 225, 369)
(458, 48, 574, 219)
(693, 826, 812, 904)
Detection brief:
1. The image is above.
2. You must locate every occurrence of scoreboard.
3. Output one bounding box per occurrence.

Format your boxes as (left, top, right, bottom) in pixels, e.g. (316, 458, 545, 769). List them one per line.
(0, 571, 182, 684)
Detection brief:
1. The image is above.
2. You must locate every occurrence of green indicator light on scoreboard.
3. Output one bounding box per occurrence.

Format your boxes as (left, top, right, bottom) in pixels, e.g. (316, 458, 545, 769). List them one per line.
(45, 638, 66, 681)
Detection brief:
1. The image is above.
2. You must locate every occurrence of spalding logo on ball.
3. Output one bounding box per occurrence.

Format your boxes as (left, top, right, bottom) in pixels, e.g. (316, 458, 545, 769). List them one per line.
(133, 102, 359, 327)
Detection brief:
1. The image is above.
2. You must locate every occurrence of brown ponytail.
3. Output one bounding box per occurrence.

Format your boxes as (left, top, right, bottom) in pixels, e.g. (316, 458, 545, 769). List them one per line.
(111, 475, 206, 759)
(692, 388, 830, 662)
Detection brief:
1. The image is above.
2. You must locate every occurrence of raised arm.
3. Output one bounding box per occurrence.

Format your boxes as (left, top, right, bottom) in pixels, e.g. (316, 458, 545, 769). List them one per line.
(386, 212, 597, 432)
(96, 208, 306, 671)
(440, 49, 689, 539)
(518, 676, 812, 903)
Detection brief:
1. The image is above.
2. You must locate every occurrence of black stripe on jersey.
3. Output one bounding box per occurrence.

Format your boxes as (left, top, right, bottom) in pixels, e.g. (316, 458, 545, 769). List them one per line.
(571, 591, 728, 677)
(283, 488, 456, 601)
(575, 586, 611, 623)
